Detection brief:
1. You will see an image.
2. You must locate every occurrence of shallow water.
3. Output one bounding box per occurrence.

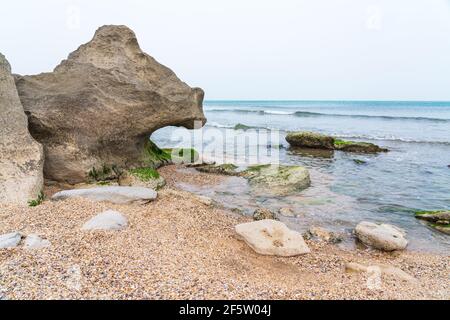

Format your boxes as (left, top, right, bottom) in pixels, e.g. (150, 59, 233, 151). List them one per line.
(153, 101, 450, 253)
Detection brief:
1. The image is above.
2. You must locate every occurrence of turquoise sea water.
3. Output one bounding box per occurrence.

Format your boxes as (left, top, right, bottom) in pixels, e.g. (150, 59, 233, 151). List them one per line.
(153, 101, 450, 252)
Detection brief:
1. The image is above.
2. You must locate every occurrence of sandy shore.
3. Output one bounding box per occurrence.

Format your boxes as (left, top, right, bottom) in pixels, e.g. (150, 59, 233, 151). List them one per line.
(0, 165, 448, 300)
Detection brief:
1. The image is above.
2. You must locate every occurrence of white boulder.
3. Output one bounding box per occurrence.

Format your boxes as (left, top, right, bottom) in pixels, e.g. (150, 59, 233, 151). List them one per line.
(24, 234, 51, 249)
(235, 219, 310, 257)
(82, 210, 128, 231)
(355, 221, 408, 251)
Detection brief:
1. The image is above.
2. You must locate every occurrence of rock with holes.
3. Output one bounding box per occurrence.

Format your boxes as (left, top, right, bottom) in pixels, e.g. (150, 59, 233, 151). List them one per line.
(0, 53, 44, 205)
(82, 210, 128, 231)
(0, 232, 22, 249)
(14, 25, 205, 183)
(52, 186, 157, 204)
(253, 208, 277, 221)
(235, 220, 310, 257)
(355, 221, 408, 251)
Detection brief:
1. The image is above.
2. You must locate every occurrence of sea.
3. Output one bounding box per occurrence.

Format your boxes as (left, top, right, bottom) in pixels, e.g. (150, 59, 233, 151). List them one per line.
(152, 101, 450, 253)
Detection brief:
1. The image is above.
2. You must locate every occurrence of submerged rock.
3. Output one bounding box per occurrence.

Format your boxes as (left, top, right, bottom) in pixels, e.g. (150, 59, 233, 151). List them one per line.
(243, 164, 311, 196)
(235, 220, 310, 257)
(82, 210, 128, 231)
(0, 232, 22, 249)
(334, 140, 388, 153)
(285, 131, 388, 154)
(415, 211, 450, 235)
(0, 53, 44, 205)
(286, 132, 335, 150)
(15, 25, 205, 183)
(195, 164, 239, 176)
(308, 226, 343, 244)
(24, 234, 51, 249)
(354, 221, 408, 251)
(253, 208, 277, 221)
(52, 186, 157, 204)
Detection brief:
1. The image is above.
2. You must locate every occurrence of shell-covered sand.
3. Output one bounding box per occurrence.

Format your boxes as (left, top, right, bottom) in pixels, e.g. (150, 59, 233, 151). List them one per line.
(0, 166, 448, 300)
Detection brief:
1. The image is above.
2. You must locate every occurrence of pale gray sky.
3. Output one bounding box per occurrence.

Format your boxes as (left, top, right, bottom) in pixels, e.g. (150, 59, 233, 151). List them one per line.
(1, 0, 450, 100)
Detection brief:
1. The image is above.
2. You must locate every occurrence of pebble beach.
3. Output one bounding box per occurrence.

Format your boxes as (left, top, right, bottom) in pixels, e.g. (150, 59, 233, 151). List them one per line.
(0, 165, 448, 300)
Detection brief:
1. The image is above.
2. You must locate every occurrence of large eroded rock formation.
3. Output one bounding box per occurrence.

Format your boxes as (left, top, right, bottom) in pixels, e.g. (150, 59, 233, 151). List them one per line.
(0, 53, 44, 205)
(15, 25, 206, 183)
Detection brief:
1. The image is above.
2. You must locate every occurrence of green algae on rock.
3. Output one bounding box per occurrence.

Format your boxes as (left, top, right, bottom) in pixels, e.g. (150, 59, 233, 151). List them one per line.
(286, 131, 335, 150)
(415, 210, 450, 235)
(285, 131, 388, 153)
(243, 164, 311, 196)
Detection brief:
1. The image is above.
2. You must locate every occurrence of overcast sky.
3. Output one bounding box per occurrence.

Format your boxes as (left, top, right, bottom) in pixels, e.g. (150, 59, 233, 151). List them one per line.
(1, 0, 450, 101)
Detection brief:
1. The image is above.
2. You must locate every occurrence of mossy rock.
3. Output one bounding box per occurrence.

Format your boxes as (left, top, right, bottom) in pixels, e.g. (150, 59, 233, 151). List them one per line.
(415, 210, 450, 236)
(195, 163, 239, 176)
(243, 164, 311, 196)
(163, 148, 199, 164)
(286, 132, 335, 150)
(415, 210, 450, 223)
(334, 140, 388, 153)
(142, 140, 172, 168)
(119, 167, 166, 190)
(87, 164, 122, 183)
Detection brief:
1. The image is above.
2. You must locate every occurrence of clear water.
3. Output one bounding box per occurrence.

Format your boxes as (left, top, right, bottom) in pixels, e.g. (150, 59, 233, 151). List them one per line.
(153, 101, 450, 253)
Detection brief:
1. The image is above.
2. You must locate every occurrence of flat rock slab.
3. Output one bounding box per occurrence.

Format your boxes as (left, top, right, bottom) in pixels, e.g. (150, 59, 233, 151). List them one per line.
(24, 234, 51, 249)
(235, 220, 310, 257)
(52, 186, 157, 204)
(346, 262, 417, 283)
(0, 232, 22, 249)
(82, 210, 128, 231)
(355, 221, 408, 251)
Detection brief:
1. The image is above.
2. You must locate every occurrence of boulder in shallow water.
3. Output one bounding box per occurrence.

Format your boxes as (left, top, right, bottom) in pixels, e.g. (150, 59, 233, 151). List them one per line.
(14, 25, 206, 183)
(235, 220, 310, 257)
(82, 210, 128, 231)
(308, 226, 343, 244)
(253, 208, 277, 221)
(0, 53, 44, 205)
(354, 221, 408, 251)
(52, 186, 157, 204)
(243, 164, 311, 196)
(334, 140, 388, 153)
(285, 131, 388, 153)
(0, 232, 22, 249)
(286, 132, 335, 150)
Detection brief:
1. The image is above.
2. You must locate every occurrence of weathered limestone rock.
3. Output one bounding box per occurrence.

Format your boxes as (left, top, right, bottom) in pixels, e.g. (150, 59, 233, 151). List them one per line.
(15, 25, 206, 183)
(24, 234, 51, 249)
(0, 232, 22, 249)
(345, 262, 417, 283)
(0, 53, 44, 205)
(82, 210, 128, 231)
(52, 186, 157, 204)
(355, 221, 408, 251)
(253, 208, 277, 221)
(243, 164, 311, 196)
(235, 220, 310, 257)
